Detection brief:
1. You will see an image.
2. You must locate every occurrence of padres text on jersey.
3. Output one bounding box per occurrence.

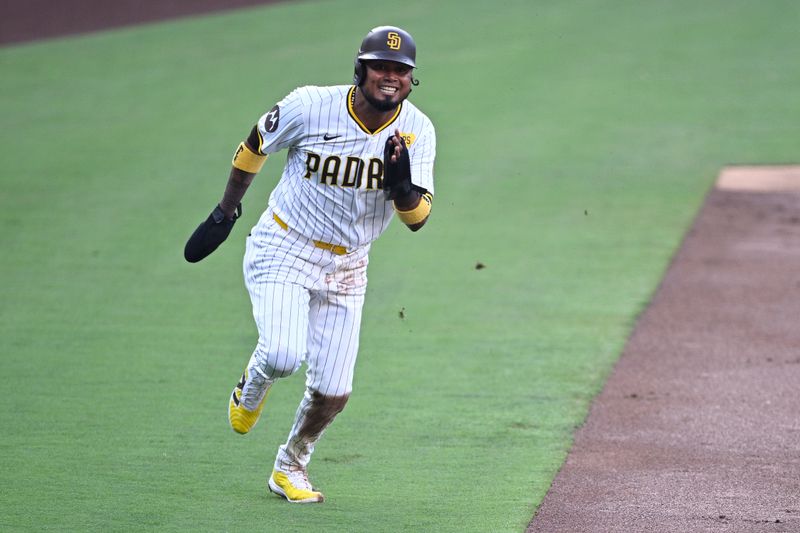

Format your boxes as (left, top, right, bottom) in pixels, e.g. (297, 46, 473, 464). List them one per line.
(254, 85, 436, 251)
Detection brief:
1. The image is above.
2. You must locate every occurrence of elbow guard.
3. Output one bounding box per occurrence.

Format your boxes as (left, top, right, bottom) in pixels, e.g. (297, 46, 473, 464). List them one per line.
(394, 192, 432, 225)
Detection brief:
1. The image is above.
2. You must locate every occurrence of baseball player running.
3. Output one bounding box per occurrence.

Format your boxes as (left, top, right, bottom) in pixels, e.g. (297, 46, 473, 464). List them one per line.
(184, 26, 436, 503)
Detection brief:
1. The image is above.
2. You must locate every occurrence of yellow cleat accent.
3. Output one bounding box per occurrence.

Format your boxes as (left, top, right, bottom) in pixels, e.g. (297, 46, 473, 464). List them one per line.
(228, 371, 269, 434)
(268, 469, 324, 503)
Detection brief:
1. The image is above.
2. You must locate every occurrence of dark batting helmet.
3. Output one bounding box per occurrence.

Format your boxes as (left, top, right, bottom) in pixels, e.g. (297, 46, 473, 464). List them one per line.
(353, 26, 418, 86)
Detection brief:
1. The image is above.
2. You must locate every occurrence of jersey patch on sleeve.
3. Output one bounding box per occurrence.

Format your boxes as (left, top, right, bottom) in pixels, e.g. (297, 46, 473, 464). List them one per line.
(264, 105, 280, 133)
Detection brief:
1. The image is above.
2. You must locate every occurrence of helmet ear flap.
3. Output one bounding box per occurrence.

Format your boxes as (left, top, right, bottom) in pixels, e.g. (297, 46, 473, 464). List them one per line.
(353, 58, 364, 85)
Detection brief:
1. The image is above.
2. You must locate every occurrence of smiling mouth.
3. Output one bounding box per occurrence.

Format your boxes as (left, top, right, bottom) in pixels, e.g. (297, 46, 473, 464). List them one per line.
(379, 85, 398, 95)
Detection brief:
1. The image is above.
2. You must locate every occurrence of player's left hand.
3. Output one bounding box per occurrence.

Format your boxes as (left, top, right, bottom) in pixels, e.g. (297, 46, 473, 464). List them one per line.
(184, 203, 242, 263)
(383, 129, 412, 200)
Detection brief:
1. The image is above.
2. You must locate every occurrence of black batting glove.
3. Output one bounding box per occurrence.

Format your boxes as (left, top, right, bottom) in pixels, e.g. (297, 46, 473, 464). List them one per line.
(383, 136, 413, 200)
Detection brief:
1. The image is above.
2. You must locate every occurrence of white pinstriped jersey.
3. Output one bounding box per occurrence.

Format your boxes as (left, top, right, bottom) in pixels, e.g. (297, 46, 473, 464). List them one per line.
(253, 85, 436, 251)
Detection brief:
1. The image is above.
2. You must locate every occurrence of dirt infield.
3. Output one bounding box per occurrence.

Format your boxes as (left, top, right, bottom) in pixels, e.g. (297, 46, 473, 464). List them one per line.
(528, 167, 800, 532)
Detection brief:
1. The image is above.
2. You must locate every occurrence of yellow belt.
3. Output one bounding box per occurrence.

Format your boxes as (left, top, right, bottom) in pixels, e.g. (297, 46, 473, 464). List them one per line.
(273, 213, 348, 256)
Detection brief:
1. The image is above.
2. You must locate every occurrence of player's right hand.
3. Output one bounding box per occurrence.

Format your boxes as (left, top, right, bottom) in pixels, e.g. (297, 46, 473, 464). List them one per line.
(183, 203, 241, 263)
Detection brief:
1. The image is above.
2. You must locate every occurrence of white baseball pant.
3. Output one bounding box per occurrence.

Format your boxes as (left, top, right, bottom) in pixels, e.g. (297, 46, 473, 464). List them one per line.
(242, 208, 369, 470)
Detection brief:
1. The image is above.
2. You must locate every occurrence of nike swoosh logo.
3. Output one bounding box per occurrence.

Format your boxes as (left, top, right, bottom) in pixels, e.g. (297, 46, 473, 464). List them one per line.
(323, 134, 342, 141)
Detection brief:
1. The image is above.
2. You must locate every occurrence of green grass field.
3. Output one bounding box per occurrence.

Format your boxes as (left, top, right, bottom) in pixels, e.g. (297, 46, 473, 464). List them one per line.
(1, 0, 798, 531)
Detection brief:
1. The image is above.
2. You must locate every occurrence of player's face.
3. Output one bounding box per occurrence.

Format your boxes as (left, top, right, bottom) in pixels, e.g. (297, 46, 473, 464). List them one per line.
(361, 60, 413, 112)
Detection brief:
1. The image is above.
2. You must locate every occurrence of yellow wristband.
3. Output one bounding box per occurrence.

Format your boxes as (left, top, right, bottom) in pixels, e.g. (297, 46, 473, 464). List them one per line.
(394, 193, 432, 225)
(232, 142, 267, 173)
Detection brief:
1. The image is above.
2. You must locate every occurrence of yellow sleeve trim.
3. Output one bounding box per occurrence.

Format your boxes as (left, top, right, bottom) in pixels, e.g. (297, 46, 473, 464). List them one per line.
(232, 142, 268, 173)
(394, 193, 432, 225)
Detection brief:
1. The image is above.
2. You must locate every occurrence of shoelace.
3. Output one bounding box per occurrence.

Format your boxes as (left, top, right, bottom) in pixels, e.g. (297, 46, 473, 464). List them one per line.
(286, 469, 314, 491)
(241, 375, 270, 409)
